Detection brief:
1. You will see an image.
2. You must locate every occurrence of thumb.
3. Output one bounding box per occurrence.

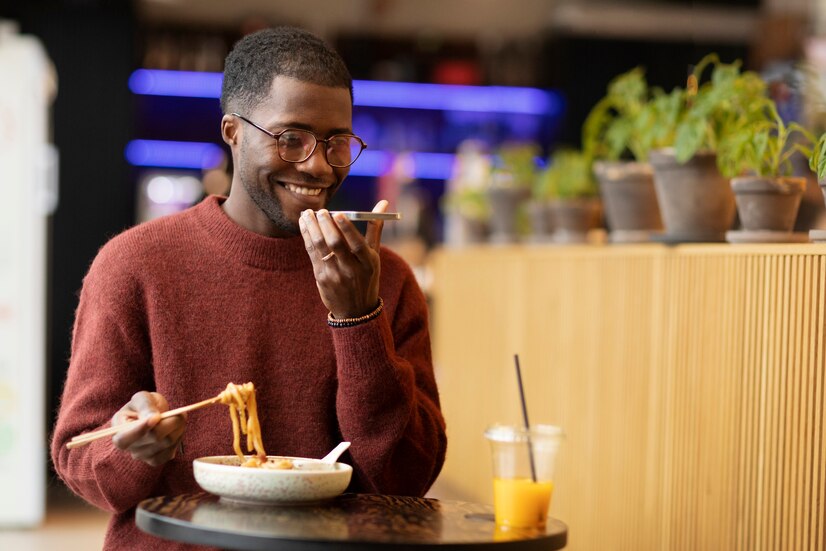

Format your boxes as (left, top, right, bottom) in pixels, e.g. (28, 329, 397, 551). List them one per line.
(365, 200, 388, 250)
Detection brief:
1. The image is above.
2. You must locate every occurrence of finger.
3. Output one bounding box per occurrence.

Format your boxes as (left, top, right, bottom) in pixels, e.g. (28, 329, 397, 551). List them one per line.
(332, 211, 371, 263)
(317, 210, 350, 257)
(166, 418, 187, 446)
(126, 417, 185, 460)
(365, 200, 388, 251)
(151, 413, 187, 442)
(141, 420, 187, 466)
(148, 392, 170, 413)
(112, 406, 138, 426)
(130, 414, 186, 457)
(112, 416, 159, 450)
(130, 391, 162, 422)
(300, 209, 332, 262)
(144, 443, 178, 467)
(129, 435, 177, 464)
(298, 215, 320, 268)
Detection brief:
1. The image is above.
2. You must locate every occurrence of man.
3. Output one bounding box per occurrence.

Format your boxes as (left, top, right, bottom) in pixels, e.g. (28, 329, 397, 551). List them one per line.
(51, 27, 447, 550)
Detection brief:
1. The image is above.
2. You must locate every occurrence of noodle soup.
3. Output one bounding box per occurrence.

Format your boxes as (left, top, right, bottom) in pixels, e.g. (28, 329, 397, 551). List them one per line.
(193, 456, 352, 504)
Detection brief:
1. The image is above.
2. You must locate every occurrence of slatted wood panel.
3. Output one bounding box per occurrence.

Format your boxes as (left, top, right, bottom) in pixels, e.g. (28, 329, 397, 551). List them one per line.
(429, 244, 826, 551)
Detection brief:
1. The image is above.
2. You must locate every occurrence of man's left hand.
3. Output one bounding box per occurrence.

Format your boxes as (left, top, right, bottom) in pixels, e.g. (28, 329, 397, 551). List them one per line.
(299, 200, 387, 319)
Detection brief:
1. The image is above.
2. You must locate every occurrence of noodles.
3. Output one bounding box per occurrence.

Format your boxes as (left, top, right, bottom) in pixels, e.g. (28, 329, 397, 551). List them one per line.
(218, 382, 269, 468)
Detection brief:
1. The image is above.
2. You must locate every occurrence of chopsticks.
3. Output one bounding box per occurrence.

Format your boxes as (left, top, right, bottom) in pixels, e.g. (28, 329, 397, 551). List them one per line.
(66, 395, 223, 449)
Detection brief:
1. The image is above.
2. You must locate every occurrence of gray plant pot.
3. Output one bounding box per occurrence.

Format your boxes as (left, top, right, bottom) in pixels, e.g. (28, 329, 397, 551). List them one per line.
(458, 214, 489, 245)
(820, 178, 826, 207)
(649, 148, 735, 243)
(486, 187, 530, 244)
(526, 200, 555, 243)
(731, 176, 805, 232)
(810, 179, 826, 242)
(548, 198, 601, 244)
(593, 160, 663, 243)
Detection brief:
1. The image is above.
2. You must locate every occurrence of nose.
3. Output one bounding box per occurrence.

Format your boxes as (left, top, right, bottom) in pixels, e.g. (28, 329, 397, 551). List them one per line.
(296, 143, 335, 178)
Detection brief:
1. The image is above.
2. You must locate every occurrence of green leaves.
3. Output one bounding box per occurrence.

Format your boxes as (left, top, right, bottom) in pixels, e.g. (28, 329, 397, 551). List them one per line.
(536, 149, 598, 200)
(441, 188, 491, 221)
(716, 94, 814, 177)
(582, 96, 615, 160)
(605, 118, 633, 159)
(671, 57, 768, 164)
(495, 142, 541, 189)
(674, 116, 708, 163)
(585, 52, 815, 177)
(809, 133, 826, 180)
(635, 88, 683, 156)
(582, 67, 650, 162)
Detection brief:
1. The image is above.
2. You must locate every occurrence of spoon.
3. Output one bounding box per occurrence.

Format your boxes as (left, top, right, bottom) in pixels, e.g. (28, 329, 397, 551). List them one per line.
(321, 441, 351, 464)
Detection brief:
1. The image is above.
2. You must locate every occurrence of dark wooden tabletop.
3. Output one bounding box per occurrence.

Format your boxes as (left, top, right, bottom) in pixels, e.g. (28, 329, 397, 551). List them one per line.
(136, 492, 567, 550)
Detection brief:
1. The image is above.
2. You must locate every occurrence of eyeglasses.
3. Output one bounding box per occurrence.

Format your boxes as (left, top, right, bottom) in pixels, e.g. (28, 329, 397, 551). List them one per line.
(231, 113, 367, 168)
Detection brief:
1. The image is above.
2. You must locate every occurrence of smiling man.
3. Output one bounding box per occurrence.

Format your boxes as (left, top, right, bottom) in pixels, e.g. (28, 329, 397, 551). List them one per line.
(51, 27, 447, 551)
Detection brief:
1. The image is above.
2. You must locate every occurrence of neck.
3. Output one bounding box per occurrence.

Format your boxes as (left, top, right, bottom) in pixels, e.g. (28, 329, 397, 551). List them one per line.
(222, 186, 293, 238)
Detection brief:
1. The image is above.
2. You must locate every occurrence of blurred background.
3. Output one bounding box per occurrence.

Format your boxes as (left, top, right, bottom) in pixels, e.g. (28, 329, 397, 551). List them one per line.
(0, 0, 822, 546)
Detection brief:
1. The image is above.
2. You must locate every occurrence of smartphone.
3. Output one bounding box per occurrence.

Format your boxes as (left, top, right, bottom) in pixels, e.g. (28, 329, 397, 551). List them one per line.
(329, 211, 402, 221)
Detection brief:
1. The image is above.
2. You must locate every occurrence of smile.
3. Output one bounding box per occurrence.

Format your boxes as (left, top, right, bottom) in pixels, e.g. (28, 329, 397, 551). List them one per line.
(283, 183, 323, 196)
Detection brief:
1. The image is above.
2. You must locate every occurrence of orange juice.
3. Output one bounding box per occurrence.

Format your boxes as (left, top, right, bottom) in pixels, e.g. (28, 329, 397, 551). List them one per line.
(493, 478, 553, 528)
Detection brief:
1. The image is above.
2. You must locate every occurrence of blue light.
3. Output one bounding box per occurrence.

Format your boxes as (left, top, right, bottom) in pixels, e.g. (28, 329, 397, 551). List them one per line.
(353, 81, 561, 116)
(125, 140, 225, 169)
(347, 150, 393, 177)
(404, 152, 456, 180)
(347, 151, 456, 179)
(124, 139, 455, 179)
(127, 69, 562, 115)
(128, 69, 223, 98)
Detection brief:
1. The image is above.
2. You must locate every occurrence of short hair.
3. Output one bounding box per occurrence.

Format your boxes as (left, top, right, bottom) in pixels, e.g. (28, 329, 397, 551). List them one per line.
(220, 26, 353, 115)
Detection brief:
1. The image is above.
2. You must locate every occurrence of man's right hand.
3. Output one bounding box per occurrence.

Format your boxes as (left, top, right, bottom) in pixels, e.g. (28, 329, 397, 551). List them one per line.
(111, 391, 186, 467)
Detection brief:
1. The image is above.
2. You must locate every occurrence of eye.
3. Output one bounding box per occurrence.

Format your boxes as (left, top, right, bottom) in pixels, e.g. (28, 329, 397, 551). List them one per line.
(279, 131, 309, 149)
(327, 136, 351, 149)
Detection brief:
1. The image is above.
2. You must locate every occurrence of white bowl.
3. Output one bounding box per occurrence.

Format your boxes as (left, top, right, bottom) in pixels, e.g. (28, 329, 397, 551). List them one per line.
(193, 456, 353, 505)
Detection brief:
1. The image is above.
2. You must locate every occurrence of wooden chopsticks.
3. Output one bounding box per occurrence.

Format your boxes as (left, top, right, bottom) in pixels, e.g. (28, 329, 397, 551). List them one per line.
(66, 395, 222, 449)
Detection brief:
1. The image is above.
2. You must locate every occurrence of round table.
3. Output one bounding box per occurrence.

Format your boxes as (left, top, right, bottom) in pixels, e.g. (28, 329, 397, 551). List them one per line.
(136, 493, 567, 550)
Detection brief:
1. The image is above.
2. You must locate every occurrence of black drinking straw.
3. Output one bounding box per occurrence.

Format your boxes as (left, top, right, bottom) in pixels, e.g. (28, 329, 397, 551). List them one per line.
(514, 354, 537, 483)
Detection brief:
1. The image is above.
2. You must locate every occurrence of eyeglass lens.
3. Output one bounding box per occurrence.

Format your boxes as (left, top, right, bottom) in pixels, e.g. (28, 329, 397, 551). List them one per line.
(278, 129, 362, 167)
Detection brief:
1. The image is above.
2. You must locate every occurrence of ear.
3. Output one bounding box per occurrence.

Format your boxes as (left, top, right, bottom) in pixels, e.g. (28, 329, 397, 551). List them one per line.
(221, 114, 239, 146)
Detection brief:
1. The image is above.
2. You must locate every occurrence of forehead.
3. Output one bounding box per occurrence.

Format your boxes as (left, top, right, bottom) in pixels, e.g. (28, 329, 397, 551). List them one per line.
(250, 75, 353, 131)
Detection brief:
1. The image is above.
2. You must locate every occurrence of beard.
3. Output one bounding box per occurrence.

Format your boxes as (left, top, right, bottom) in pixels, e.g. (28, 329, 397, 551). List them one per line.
(237, 141, 299, 236)
(241, 174, 300, 236)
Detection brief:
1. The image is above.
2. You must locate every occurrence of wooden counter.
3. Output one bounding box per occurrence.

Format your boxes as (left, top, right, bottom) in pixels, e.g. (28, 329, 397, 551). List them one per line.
(429, 243, 826, 551)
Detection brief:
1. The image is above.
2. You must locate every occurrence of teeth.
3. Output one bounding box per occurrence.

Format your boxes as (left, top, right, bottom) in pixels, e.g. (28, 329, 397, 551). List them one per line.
(285, 183, 322, 196)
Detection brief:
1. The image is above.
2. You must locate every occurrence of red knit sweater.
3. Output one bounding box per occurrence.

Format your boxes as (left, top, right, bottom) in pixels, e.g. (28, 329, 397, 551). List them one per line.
(50, 195, 447, 550)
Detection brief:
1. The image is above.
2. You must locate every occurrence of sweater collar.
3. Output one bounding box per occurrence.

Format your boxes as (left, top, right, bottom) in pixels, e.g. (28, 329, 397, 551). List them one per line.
(194, 195, 310, 271)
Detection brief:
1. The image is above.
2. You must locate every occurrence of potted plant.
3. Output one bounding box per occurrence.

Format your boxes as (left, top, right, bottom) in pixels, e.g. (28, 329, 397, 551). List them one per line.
(442, 188, 490, 245)
(441, 140, 492, 246)
(583, 67, 663, 243)
(639, 54, 766, 243)
(487, 142, 538, 244)
(526, 174, 555, 244)
(717, 96, 814, 242)
(808, 133, 826, 242)
(536, 149, 601, 244)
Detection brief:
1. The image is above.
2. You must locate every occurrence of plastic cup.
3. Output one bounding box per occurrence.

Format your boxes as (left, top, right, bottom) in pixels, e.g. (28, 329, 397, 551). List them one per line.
(484, 424, 563, 529)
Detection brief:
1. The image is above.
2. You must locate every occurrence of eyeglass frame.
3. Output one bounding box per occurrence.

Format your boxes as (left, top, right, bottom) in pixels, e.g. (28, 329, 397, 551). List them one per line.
(230, 113, 367, 168)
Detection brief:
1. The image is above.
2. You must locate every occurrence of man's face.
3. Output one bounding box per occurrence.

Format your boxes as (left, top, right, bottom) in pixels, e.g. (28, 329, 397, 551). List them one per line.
(230, 76, 353, 236)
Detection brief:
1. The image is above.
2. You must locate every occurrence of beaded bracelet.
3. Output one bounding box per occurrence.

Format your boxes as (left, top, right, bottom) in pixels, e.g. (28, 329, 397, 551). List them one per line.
(327, 298, 384, 328)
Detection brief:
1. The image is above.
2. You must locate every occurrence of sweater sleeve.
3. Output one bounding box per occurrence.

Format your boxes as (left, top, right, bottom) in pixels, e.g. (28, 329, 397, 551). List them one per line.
(331, 261, 447, 497)
(50, 248, 164, 513)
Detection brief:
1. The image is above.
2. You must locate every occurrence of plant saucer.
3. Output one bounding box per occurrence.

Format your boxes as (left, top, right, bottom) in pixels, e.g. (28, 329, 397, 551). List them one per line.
(726, 230, 809, 244)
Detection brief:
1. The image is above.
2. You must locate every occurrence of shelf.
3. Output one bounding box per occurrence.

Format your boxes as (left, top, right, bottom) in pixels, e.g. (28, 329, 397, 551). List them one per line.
(551, 2, 759, 43)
